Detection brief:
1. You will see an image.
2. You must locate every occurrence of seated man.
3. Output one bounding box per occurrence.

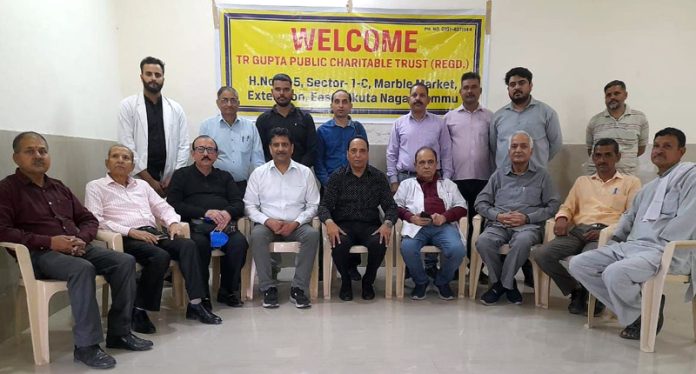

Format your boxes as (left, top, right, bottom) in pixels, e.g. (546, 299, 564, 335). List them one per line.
(475, 130, 560, 305)
(394, 147, 467, 300)
(168, 136, 249, 307)
(570, 127, 696, 340)
(0, 132, 152, 369)
(244, 127, 320, 309)
(318, 136, 397, 301)
(85, 144, 222, 332)
(531, 138, 640, 314)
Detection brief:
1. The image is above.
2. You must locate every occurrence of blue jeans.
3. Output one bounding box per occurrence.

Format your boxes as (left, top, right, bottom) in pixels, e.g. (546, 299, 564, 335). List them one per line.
(400, 224, 466, 286)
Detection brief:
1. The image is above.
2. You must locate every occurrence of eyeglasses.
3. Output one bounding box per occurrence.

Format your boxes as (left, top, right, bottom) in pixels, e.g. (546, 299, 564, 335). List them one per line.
(219, 98, 239, 105)
(193, 146, 218, 154)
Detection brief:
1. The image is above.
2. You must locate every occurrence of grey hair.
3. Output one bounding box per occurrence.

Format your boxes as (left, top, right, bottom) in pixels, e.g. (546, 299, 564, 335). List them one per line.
(508, 130, 534, 149)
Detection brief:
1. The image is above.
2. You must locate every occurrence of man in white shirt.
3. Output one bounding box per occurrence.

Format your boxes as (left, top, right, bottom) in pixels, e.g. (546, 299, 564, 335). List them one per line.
(244, 127, 320, 309)
(85, 145, 222, 332)
(118, 56, 189, 196)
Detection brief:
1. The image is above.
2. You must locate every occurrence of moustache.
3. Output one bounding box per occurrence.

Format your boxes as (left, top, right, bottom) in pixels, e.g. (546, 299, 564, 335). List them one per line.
(202, 156, 211, 161)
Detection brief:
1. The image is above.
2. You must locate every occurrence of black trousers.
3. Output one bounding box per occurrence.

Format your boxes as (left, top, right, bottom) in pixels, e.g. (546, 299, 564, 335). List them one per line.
(455, 179, 488, 258)
(31, 244, 136, 347)
(332, 221, 386, 285)
(123, 236, 207, 308)
(190, 230, 248, 294)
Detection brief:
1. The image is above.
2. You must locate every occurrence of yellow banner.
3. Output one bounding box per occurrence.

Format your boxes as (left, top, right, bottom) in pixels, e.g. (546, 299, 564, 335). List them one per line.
(220, 9, 486, 117)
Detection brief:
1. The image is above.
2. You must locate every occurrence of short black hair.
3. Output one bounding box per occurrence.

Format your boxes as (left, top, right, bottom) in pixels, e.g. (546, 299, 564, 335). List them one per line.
(604, 80, 626, 92)
(331, 89, 352, 102)
(415, 146, 438, 162)
(461, 72, 481, 84)
(269, 127, 293, 145)
(12, 131, 48, 153)
(593, 138, 620, 154)
(409, 83, 429, 95)
(655, 127, 686, 148)
(107, 144, 134, 160)
(346, 136, 369, 151)
(505, 67, 532, 85)
(191, 135, 219, 150)
(140, 56, 165, 74)
(271, 73, 292, 86)
(217, 86, 238, 98)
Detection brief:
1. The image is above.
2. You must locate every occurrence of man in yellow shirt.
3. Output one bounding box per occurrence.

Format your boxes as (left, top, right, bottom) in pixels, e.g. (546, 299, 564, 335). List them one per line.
(531, 138, 641, 314)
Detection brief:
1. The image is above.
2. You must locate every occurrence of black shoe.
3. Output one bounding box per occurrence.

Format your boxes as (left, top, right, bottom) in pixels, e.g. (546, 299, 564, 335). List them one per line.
(411, 282, 428, 300)
(568, 288, 587, 315)
(480, 282, 504, 306)
(131, 308, 156, 334)
(522, 260, 534, 288)
(263, 287, 280, 308)
(339, 281, 353, 301)
(425, 266, 438, 280)
(619, 295, 666, 340)
(362, 282, 376, 300)
(506, 283, 523, 304)
(478, 272, 489, 285)
(290, 287, 312, 309)
(217, 291, 244, 307)
(186, 302, 222, 324)
(436, 283, 454, 300)
(348, 267, 362, 281)
(201, 298, 213, 312)
(106, 333, 153, 351)
(74, 345, 116, 369)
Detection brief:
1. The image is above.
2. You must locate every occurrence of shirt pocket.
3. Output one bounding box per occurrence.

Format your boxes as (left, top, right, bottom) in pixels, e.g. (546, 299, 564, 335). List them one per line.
(610, 192, 630, 212)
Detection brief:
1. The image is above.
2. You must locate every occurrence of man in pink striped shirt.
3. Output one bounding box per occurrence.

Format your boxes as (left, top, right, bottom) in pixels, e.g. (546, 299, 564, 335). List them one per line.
(85, 145, 222, 332)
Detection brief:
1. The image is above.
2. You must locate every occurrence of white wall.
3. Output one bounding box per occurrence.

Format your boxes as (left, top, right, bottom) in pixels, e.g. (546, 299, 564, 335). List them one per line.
(0, 0, 122, 140)
(1, 0, 695, 144)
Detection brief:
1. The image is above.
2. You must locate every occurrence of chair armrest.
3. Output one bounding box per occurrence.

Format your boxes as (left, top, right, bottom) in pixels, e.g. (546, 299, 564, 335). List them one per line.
(0, 242, 36, 282)
(311, 216, 320, 230)
(179, 222, 190, 239)
(598, 224, 617, 247)
(457, 217, 468, 238)
(96, 230, 124, 252)
(544, 218, 556, 243)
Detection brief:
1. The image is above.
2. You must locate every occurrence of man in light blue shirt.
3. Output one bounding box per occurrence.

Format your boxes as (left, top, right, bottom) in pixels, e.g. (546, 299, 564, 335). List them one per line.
(200, 86, 264, 194)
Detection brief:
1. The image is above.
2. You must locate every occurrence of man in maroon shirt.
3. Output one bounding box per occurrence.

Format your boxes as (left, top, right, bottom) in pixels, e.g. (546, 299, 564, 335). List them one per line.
(393, 147, 467, 300)
(0, 132, 152, 369)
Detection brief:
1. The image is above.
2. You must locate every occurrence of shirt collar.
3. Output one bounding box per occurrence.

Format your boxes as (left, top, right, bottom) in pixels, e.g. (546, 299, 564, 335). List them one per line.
(505, 162, 536, 175)
(270, 159, 298, 171)
(271, 103, 297, 115)
(408, 111, 432, 122)
(343, 165, 373, 177)
(590, 170, 623, 182)
(218, 113, 240, 127)
(601, 104, 634, 119)
(324, 117, 354, 128)
(14, 168, 51, 187)
(504, 96, 537, 112)
(456, 104, 483, 113)
(105, 172, 135, 187)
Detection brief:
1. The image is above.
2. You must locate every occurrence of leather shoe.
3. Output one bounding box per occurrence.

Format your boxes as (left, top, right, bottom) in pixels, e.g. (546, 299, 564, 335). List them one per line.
(202, 298, 213, 312)
(361, 283, 375, 300)
(186, 302, 222, 324)
(339, 281, 353, 301)
(74, 345, 116, 369)
(217, 291, 244, 307)
(348, 267, 362, 281)
(106, 333, 153, 351)
(131, 308, 156, 334)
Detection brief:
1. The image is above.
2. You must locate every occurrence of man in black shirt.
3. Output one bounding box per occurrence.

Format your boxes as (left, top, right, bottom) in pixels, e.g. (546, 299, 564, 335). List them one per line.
(318, 136, 397, 301)
(256, 73, 317, 167)
(168, 136, 249, 307)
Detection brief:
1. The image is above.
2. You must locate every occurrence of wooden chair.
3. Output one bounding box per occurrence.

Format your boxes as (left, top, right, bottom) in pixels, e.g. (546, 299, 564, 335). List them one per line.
(210, 217, 250, 300)
(468, 215, 551, 302)
(394, 217, 469, 299)
(321, 222, 394, 299)
(96, 222, 191, 309)
(528, 219, 560, 308)
(245, 217, 320, 301)
(2, 240, 112, 365)
(586, 225, 696, 352)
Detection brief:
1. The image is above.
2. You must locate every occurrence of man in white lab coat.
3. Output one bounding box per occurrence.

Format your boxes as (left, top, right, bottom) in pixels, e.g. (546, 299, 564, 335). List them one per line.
(118, 56, 189, 196)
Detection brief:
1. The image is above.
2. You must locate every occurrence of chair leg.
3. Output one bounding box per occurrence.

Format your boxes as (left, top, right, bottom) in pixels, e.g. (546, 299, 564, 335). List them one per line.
(692, 298, 696, 342)
(310, 251, 319, 301)
(458, 258, 468, 299)
(211, 256, 221, 298)
(323, 246, 332, 300)
(15, 287, 25, 341)
(640, 279, 660, 353)
(532, 259, 541, 307)
(385, 245, 393, 299)
(240, 248, 252, 302)
(396, 252, 405, 299)
(247, 260, 256, 301)
(171, 263, 186, 309)
(101, 284, 109, 317)
(587, 294, 597, 328)
(28, 288, 51, 365)
(469, 250, 481, 300)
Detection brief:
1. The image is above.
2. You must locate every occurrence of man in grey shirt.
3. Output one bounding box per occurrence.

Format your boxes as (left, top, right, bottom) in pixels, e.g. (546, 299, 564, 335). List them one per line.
(490, 67, 562, 169)
(475, 131, 560, 306)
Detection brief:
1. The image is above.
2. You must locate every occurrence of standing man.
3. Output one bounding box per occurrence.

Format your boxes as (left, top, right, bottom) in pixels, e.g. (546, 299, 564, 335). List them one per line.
(245, 127, 320, 309)
(531, 138, 641, 314)
(256, 73, 317, 167)
(445, 71, 494, 261)
(167, 136, 249, 308)
(586, 80, 649, 175)
(316, 89, 368, 281)
(318, 136, 397, 301)
(394, 147, 467, 300)
(118, 56, 189, 196)
(475, 131, 560, 305)
(387, 83, 453, 193)
(570, 128, 696, 340)
(490, 67, 562, 170)
(85, 145, 222, 329)
(0, 132, 152, 369)
(199, 86, 264, 194)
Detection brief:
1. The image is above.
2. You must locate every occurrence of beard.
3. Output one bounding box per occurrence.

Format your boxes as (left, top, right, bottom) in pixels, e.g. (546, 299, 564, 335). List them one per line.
(141, 78, 163, 94)
(607, 100, 621, 110)
(510, 92, 530, 105)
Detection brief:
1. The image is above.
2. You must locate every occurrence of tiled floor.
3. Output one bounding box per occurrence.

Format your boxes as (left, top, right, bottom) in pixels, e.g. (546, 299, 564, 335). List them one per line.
(2, 270, 696, 373)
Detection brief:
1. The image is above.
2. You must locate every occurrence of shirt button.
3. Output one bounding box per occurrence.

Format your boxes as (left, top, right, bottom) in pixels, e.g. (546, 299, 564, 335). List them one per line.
(48, 201, 52, 205)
